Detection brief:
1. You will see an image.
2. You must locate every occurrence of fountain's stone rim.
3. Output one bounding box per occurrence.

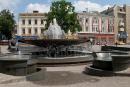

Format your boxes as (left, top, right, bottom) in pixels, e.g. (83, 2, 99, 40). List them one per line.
(32, 55, 93, 64)
(36, 55, 91, 59)
(84, 65, 114, 76)
(0, 58, 28, 61)
(111, 55, 130, 57)
(0, 55, 29, 61)
(18, 39, 88, 47)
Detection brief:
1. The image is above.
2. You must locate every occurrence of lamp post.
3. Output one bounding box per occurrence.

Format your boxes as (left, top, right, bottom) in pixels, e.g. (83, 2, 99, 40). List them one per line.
(98, 30, 101, 46)
(90, 38, 93, 49)
(0, 32, 2, 54)
(0, 31, 1, 54)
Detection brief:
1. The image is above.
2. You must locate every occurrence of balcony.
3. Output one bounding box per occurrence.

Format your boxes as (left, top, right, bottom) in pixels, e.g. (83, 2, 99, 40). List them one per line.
(119, 28, 124, 31)
(118, 11, 126, 14)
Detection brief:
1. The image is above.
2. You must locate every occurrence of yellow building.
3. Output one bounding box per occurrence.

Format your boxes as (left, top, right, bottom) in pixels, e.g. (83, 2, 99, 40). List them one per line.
(102, 5, 130, 44)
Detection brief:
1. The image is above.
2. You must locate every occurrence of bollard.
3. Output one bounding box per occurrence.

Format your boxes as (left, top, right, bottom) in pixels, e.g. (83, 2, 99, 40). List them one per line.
(0, 46, 1, 54)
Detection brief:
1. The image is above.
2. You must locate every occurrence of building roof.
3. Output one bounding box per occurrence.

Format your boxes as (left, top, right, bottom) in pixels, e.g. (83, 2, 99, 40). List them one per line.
(77, 11, 114, 18)
(19, 13, 47, 17)
(101, 4, 129, 15)
(19, 11, 47, 17)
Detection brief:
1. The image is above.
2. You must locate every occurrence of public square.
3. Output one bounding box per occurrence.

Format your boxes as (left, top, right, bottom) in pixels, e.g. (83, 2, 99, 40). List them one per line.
(0, 65, 130, 87)
(0, 0, 130, 87)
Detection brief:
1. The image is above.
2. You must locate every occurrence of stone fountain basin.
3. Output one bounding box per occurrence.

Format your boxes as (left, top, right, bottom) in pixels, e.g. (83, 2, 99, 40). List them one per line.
(0, 54, 37, 76)
(112, 55, 130, 71)
(30, 49, 93, 64)
(92, 53, 112, 71)
(92, 53, 130, 72)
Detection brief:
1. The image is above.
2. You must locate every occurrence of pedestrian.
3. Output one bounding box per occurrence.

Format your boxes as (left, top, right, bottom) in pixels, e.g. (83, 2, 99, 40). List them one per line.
(115, 41, 118, 47)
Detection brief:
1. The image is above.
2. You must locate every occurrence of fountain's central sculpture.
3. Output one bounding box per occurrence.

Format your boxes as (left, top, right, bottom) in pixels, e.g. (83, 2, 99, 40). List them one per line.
(44, 18, 65, 39)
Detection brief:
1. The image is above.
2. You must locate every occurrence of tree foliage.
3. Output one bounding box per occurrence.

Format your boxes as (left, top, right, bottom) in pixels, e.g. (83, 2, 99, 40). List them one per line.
(0, 9, 15, 40)
(46, 0, 81, 33)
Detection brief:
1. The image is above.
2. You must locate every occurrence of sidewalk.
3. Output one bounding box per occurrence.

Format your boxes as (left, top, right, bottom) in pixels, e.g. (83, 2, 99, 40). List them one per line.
(0, 65, 130, 87)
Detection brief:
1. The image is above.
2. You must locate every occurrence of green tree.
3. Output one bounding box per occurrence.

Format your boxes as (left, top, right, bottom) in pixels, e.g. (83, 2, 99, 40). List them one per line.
(46, 0, 81, 33)
(0, 9, 15, 40)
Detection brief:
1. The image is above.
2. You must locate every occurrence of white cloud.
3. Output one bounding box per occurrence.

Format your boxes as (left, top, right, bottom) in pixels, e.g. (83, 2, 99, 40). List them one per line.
(73, 0, 111, 12)
(26, 3, 50, 13)
(0, 0, 20, 11)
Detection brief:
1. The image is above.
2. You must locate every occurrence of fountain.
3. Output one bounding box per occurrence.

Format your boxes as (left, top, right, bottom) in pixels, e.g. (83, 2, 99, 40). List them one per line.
(1, 18, 130, 77)
(19, 18, 92, 64)
(0, 18, 91, 76)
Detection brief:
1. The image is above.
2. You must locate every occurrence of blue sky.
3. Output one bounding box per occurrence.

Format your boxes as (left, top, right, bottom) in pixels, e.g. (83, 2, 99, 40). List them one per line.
(0, 0, 129, 21)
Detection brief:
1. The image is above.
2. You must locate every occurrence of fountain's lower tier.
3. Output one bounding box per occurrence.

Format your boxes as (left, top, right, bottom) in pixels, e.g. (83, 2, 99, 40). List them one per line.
(0, 54, 37, 76)
(0, 50, 93, 76)
(30, 48, 93, 64)
(84, 52, 130, 76)
(32, 55, 93, 64)
(92, 53, 130, 72)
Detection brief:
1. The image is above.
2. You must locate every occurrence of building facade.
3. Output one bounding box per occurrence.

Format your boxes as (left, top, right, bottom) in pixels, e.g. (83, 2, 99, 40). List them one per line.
(77, 11, 115, 45)
(101, 5, 130, 44)
(17, 11, 47, 39)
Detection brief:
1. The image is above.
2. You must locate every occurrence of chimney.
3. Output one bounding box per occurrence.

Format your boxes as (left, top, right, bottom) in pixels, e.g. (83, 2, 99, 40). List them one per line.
(33, 10, 39, 13)
(83, 11, 86, 13)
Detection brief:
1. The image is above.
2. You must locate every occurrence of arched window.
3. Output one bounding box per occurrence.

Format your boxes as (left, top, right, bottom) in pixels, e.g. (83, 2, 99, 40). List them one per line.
(86, 18, 88, 23)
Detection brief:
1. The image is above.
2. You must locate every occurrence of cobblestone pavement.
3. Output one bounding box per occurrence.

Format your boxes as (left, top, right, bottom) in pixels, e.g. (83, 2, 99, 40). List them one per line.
(0, 65, 130, 87)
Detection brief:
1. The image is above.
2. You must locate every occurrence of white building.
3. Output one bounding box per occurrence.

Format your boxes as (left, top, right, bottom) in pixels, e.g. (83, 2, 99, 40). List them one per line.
(17, 11, 47, 38)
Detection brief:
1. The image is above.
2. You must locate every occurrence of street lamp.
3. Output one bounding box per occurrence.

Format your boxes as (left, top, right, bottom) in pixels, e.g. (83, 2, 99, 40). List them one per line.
(90, 38, 93, 48)
(98, 30, 101, 45)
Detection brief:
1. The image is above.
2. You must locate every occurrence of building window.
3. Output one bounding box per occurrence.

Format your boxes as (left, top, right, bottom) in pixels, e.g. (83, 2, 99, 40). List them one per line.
(109, 20, 112, 24)
(86, 19, 88, 23)
(41, 19, 44, 24)
(96, 27, 98, 32)
(28, 19, 31, 25)
(102, 20, 104, 24)
(79, 18, 82, 21)
(28, 28, 31, 34)
(93, 17, 98, 24)
(92, 26, 95, 32)
(108, 26, 113, 32)
(109, 19, 113, 25)
(41, 28, 44, 33)
(102, 27, 105, 32)
(110, 26, 112, 32)
(102, 19, 105, 24)
(120, 9, 122, 11)
(112, 26, 114, 32)
(34, 28, 38, 34)
(35, 19, 37, 25)
(86, 26, 88, 32)
(22, 20, 25, 25)
(111, 26, 114, 32)
(22, 28, 25, 34)
(95, 20, 98, 23)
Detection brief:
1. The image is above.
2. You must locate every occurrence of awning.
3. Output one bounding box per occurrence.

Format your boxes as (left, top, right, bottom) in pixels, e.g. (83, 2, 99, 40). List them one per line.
(15, 35, 38, 40)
